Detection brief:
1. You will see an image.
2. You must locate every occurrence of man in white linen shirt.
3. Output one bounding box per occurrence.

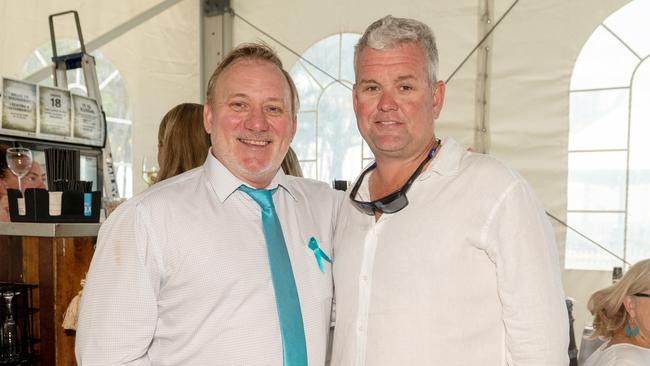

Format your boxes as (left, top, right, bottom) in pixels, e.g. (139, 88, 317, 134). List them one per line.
(76, 43, 340, 365)
(330, 15, 569, 366)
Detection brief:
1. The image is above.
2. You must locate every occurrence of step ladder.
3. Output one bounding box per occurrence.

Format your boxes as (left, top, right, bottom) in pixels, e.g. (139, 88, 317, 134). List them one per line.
(48, 10, 120, 198)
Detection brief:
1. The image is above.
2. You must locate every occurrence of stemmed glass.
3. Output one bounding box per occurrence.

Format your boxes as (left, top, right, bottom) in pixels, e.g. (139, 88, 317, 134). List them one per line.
(141, 155, 160, 186)
(5, 148, 33, 194)
(2, 291, 20, 359)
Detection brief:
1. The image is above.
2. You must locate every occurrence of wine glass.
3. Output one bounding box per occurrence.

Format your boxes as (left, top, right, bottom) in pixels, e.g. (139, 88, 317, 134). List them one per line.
(5, 148, 33, 194)
(2, 291, 21, 359)
(141, 155, 160, 185)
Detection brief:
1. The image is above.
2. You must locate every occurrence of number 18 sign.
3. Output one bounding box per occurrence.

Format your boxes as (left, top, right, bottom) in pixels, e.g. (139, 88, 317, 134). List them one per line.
(39, 85, 72, 137)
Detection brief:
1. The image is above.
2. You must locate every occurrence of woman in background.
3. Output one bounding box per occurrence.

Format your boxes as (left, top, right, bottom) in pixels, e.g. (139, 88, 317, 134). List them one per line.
(584, 258, 650, 365)
(156, 103, 210, 182)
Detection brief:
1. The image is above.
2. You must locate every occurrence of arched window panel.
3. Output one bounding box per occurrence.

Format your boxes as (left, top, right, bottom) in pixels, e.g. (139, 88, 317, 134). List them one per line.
(570, 26, 638, 90)
(340, 33, 360, 82)
(290, 33, 368, 184)
(603, 0, 650, 59)
(627, 191, 650, 264)
(301, 34, 343, 86)
(629, 59, 650, 171)
(292, 63, 322, 111)
(565, 212, 625, 270)
(626, 59, 650, 265)
(566, 0, 650, 269)
(294, 111, 317, 161)
(567, 151, 627, 211)
(317, 82, 360, 184)
(568, 89, 628, 150)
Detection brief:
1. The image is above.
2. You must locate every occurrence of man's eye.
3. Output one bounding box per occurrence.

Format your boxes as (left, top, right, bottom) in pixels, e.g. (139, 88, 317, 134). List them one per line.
(399, 85, 413, 91)
(266, 105, 284, 114)
(230, 102, 247, 111)
(364, 85, 379, 92)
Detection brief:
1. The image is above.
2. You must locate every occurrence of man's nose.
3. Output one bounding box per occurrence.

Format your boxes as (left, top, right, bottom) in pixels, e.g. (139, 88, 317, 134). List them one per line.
(244, 107, 270, 131)
(378, 91, 398, 112)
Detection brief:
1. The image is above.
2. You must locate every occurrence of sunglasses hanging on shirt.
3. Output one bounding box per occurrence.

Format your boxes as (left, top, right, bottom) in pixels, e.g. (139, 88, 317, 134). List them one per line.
(349, 138, 441, 215)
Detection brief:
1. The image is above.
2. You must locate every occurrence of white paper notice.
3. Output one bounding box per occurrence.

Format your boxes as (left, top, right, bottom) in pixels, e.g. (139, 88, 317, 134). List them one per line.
(72, 94, 101, 142)
(39, 85, 72, 136)
(1, 78, 37, 132)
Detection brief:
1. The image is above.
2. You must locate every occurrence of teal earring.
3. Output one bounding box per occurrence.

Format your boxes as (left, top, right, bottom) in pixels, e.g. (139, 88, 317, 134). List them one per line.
(625, 320, 640, 337)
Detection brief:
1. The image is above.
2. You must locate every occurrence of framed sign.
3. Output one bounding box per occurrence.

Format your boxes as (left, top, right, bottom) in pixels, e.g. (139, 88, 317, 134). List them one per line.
(1, 78, 37, 133)
(39, 85, 72, 136)
(0, 77, 105, 147)
(72, 94, 101, 142)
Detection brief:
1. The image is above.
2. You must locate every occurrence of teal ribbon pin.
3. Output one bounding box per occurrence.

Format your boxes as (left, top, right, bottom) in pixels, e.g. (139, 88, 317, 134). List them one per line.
(308, 237, 332, 273)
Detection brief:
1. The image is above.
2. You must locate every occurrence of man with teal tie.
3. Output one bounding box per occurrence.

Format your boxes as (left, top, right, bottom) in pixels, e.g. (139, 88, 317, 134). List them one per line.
(76, 43, 340, 365)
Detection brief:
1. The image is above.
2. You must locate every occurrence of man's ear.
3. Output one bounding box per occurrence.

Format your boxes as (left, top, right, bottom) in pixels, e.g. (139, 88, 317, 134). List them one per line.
(291, 113, 298, 141)
(203, 103, 213, 134)
(352, 84, 359, 116)
(432, 80, 446, 119)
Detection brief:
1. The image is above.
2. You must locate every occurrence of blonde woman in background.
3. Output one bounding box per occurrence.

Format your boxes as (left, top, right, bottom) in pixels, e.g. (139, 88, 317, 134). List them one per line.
(156, 103, 211, 182)
(584, 258, 650, 366)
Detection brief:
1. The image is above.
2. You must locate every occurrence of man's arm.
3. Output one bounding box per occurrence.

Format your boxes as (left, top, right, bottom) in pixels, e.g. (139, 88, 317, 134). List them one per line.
(75, 202, 162, 365)
(483, 179, 569, 366)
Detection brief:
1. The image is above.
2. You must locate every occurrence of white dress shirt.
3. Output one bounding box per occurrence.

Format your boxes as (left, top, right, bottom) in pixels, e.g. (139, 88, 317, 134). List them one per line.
(583, 342, 650, 366)
(76, 153, 341, 365)
(331, 137, 569, 366)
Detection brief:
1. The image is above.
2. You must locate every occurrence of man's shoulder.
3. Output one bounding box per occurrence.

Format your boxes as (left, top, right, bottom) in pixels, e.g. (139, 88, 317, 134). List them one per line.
(284, 175, 344, 206)
(460, 151, 525, 187)
(120, 167, 205, 210)
(285, 175, 335, 194)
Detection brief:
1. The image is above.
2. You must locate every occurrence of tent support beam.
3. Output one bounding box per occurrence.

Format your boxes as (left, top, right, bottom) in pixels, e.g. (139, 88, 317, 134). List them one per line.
(474, 0, 493, 154)
(200, 0, 233, 102)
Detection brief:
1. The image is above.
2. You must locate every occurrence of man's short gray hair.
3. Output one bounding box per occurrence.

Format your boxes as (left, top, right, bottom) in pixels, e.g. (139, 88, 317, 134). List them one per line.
(355, 15, 439, 84)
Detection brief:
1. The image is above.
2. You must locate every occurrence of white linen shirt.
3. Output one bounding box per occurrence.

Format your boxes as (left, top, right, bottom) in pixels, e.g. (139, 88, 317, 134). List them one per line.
(330, 137, 569, 366)
(583, 342, 650, 366)
(76, 153, 341, 365)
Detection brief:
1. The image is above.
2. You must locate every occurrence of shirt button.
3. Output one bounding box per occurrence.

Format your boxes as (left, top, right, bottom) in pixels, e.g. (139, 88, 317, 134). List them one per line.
(358, 324, 365, 332)
(361, 275, 368, 282)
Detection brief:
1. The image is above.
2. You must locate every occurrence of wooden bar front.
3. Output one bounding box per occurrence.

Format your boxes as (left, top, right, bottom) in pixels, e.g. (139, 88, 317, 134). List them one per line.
(0, 223, 99, 365)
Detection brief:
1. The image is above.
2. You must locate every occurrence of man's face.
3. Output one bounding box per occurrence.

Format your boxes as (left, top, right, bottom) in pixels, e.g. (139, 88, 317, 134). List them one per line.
(353, 42, 445, 161)
(1, 161, 46, 192)
(204, 59, 296, 188)
(23, 161, 46, 189)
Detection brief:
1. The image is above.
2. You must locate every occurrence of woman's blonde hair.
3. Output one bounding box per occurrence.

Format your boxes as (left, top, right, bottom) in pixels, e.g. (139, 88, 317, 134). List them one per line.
(157, 103, 211, 182)
(281, 147, 303, 177)
(588, 259, 650, 338)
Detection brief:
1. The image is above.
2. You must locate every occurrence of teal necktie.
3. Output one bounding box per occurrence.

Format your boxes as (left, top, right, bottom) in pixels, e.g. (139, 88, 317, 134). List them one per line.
(239, 185, 308, 366)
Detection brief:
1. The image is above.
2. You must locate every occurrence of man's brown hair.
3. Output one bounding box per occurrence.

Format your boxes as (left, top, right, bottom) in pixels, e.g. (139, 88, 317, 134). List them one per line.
(205, 43, 300, 116)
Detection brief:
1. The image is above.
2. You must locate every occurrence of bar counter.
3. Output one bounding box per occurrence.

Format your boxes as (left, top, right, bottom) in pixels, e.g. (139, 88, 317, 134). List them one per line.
(0, 222, 100, 365)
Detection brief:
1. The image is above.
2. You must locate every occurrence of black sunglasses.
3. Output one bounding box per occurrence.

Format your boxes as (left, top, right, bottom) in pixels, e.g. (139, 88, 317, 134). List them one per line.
(349, 139, 441, 215)
(634, 293, 650, 298)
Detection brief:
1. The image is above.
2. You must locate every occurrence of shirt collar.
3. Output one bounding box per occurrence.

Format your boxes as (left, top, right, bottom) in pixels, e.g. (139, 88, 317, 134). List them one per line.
(203, 152, 298, 203)
(419, 136, 464, 179)
(352, 136, 466, 200)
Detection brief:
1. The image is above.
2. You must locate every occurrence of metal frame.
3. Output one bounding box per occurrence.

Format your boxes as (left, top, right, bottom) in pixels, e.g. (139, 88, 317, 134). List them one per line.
(24, 0, 186, 84)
